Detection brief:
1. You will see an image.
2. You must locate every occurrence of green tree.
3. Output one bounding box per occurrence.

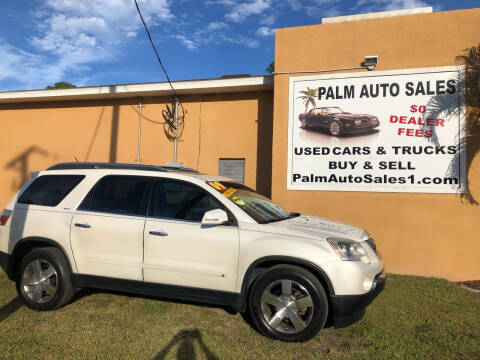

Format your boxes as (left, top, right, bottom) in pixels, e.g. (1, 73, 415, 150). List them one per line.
(45, 82, 77, 90)
(297, 87, 318, 113)
(421, 43, 480, 204)
(266, 61, 275, 74)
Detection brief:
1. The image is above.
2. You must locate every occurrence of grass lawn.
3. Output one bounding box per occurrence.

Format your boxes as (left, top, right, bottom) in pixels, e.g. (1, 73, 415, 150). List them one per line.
(0, 271, 479, 360)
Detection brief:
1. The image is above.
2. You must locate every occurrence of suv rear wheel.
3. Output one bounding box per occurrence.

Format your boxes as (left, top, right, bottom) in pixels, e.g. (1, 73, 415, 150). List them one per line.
(248, 265, 328, 342)
(16, 247, 75, 311)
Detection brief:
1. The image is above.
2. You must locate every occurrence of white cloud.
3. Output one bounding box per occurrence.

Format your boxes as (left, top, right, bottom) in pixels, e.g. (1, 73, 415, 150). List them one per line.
(259, 14, 276, 26)
(355, 0, 431, 11)
(207, 21, 228, 31)
(383, 0, 430, 10)
(285, 0, 342, 17)
(256, 26, 274, 37)
(241, 38, 260, 48)
(218, 35, 259, 48)
(1, 0, 274, 89)
(285, 0, 303, 11)
(0, 0, 175, 89)
(174, 35, 198, 51)
(225, 0, 272, 23)
(45, 0, 174, 25)
(0, 40, 71, 90)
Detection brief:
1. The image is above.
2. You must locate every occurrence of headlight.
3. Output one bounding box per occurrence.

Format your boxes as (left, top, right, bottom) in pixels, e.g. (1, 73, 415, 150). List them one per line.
(327, 238, 370, 264)
(354, 119, 362, 125)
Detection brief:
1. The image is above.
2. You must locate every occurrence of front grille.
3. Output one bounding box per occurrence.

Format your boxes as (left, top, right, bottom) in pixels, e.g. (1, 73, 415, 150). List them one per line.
(366, 238, 377, 254)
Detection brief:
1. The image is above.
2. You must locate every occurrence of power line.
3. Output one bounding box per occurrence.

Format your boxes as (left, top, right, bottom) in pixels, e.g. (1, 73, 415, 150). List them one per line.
(133, 0, 185, 118)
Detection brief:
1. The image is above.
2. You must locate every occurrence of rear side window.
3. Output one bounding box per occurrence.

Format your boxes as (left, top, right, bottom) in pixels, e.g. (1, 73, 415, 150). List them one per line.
(18, 175, 85, 207)
(150, 179, 226, 222)
(79, 175, 152, 216)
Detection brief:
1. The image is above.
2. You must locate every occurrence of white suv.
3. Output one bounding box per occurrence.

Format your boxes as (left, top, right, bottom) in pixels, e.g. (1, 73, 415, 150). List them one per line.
(0, 162, 384, 342)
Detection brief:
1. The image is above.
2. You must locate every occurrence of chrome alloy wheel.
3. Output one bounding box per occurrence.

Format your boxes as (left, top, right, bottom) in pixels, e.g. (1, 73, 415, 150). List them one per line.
(260, 279, 314, 334)
(329, 121, 341, 136)
(22, 259, 58, 303)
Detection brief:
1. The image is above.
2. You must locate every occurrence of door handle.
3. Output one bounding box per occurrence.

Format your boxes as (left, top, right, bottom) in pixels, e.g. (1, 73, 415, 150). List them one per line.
(149, 230, 168, 236)
(75, 223, 91, 229)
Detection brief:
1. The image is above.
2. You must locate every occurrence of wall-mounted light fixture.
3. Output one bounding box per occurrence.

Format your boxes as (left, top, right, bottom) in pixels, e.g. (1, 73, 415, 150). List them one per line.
(272, 55, 379, 75)
(362, 55, 378, 71)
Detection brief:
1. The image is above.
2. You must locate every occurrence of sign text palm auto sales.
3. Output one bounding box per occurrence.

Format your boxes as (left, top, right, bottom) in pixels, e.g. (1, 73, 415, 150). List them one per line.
(287, 67, 466, 193)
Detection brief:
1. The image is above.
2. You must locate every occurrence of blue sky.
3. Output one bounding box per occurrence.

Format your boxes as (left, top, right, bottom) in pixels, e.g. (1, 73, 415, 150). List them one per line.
(0, 0, 477, 91)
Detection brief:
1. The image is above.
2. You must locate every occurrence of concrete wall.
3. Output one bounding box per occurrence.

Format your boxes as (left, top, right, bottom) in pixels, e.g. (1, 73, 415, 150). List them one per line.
(0, 91, 273, 208)
(272, 8, 480, 281)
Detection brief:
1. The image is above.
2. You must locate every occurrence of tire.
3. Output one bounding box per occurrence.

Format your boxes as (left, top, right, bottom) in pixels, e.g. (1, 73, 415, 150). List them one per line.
(248, 265, 328, 342)
(16, 247, 75, 311)
(301, 119, 309, 129)
(329, 120, 342, 136)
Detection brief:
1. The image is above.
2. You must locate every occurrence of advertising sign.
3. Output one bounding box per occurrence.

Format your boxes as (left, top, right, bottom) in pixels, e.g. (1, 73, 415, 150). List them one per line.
(287, 66, 465, 193)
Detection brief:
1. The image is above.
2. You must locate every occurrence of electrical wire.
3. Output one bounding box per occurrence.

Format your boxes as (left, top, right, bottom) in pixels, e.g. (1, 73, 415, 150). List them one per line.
(133, 0, 185, 128)
(162, 101, 185, 141)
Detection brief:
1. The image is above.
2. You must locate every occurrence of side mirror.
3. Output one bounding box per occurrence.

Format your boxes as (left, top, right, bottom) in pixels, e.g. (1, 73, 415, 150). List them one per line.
(201, 209, 229, 226)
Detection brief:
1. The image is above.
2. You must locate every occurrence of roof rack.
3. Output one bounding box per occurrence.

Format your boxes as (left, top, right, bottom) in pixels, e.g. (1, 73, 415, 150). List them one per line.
(47, 162, 198, 173)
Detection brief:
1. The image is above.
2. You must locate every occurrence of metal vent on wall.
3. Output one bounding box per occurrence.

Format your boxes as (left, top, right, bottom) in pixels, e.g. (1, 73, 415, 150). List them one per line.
(219, 158, 245, 183)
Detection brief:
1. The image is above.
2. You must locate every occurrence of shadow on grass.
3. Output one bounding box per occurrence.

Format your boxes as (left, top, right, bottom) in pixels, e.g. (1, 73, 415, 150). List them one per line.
(71, 287, 237, 315)
(152, 329, 218, 360)
(0, 297, 23, 323)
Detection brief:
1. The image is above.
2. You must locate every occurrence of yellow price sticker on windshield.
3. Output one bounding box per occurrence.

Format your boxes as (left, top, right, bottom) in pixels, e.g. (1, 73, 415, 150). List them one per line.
(223, 188, 236, 198)
(207, 181, 227, 192)
(232, 196, 245, 206)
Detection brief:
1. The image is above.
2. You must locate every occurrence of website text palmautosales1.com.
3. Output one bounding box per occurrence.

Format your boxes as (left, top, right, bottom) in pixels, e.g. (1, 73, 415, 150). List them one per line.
(292, 173, 459, 186)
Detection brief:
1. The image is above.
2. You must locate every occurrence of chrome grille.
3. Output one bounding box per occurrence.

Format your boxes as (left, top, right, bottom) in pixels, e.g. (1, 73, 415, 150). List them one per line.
(366, 238, 377, 254)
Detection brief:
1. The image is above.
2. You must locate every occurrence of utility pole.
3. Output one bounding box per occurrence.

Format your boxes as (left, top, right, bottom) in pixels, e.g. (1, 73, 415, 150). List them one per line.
(137, 97, 142, 164)
(173, 96, 178, 163)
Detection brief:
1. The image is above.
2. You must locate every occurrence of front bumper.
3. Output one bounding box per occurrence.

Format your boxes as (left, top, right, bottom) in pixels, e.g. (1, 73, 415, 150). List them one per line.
(330, 270, 386, 328)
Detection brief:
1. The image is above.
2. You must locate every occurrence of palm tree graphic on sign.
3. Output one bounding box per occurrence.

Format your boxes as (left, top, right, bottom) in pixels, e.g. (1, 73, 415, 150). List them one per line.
(297, 87, 318, 113)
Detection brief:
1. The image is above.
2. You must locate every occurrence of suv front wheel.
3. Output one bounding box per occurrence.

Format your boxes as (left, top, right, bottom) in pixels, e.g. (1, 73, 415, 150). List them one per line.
(248, 265, 328, 342)
(16, 247, 75, 311)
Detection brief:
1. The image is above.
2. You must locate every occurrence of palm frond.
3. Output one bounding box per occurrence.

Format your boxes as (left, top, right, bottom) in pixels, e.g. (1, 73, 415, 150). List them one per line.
(456, 43, 480, 70)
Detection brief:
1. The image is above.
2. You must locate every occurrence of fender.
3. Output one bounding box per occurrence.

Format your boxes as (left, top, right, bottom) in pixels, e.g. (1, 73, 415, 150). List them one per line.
(9, 237, 74, 280)
(241, 255, 335, 297)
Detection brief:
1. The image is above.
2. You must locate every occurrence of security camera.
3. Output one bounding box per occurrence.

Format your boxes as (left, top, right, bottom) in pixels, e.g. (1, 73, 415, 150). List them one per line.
(363, 55, 378, 71)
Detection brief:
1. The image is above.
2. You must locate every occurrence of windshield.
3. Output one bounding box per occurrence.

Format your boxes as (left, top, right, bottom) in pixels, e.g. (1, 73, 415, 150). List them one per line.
(206, 181, 298, 224)
(324, 107, 343, 114)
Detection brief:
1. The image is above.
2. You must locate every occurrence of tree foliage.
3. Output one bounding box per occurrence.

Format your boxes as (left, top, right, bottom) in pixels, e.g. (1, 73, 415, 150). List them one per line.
(266, 61, 275, 74)
(297, 87, 318, 113)
(422, 43, 480, 204)
(45, 82, 77, 90)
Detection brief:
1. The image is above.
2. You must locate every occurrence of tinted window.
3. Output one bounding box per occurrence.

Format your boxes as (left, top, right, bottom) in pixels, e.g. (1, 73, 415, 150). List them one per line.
(80, 175, 151, 215)
(151, 180, 225, 222)
(18, 175, 85, 207)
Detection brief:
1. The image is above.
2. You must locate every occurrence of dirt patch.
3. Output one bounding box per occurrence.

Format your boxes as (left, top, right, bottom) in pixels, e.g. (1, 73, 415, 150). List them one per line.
(456, 280, 480, 291)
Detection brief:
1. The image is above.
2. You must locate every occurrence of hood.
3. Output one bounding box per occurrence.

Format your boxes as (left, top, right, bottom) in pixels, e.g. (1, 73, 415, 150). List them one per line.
(267, 215, 368, 242)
